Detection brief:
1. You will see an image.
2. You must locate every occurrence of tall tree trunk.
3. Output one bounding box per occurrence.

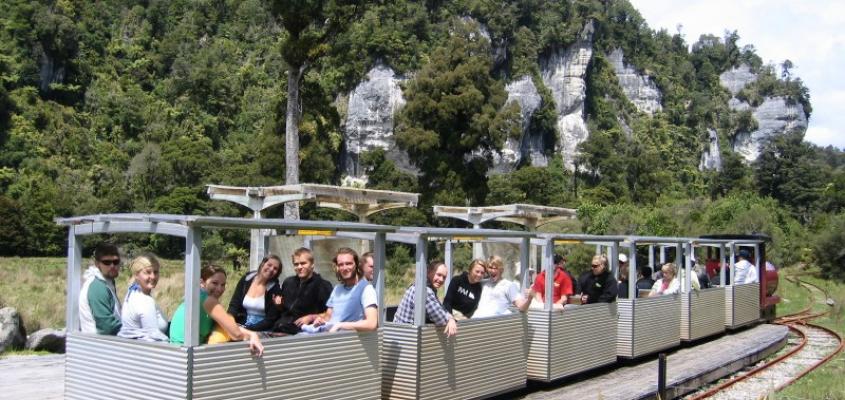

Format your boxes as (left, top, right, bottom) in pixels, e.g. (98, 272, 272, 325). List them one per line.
(284, 65, 305, 220)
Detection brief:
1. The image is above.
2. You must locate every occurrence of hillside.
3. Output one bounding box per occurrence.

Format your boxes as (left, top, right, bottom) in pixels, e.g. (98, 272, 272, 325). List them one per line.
(0, 0, 843, 278)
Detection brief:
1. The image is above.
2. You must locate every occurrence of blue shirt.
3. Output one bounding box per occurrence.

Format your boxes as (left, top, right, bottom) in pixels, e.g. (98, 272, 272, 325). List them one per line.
(327, 279, 377, 324)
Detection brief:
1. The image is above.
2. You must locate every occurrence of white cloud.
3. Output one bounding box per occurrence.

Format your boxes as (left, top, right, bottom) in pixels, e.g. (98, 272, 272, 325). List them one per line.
(629, 0, 844, 149)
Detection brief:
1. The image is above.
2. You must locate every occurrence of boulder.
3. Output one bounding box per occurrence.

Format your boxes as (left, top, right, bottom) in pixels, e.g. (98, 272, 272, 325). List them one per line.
(26, 328, 66, 354)
(0, 307, 27, 353)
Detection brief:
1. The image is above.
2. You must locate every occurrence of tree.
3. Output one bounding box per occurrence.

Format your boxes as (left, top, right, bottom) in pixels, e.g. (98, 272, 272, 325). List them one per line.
(269, 0, 365, 219)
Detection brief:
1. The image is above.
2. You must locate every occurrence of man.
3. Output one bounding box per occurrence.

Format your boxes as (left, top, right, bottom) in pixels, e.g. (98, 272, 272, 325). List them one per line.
(578, 254, 618, 304)
(617, 254, 632, 299)
(636, 266, 656, 296)
(307, 248, 378, 333)
(473, 255, 531, 318)
(79, 243, 122, 335)
(734, 249, 758, 285)
(273, 247, 333, 334)
(530, 253, 574, 308)
(361, 251, 375, 283)
(393, 260, 458, 337)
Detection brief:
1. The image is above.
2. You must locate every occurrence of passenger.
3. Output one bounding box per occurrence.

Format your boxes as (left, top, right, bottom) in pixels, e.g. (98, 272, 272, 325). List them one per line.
(617, 254, 631, 299)
(272, 247, 333, 335)
(530, 254, 574, 308)
(170, 265, 264, 356)
(443, 259, 485, 319)
(227, 254, 283, 332)
(578, 254, 618, 304)
(79, 243, 122, 335)
(118, 254, 169, 341)
(361, 251, 375, 283)
(649, 263, 680, 296)
(636, 266, 655, 294)
(734, 249, 758, 284)
(472, 255, 531, 318)
(693, 259, 711, 289)
(305, 248, 378, 333)
(393, 260, 458, 337)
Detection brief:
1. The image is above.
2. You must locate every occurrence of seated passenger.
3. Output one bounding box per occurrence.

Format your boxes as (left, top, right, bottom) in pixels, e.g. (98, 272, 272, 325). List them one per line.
(578, 254, 618, 304)
(272, 248, 333, 335)
(393, 261, 458, 337)
(529, 254, 574, 309)
(693, 259, 711, 289)
(170, 265, 263, 356)
(443, 259, 486, 319)
(636, 266, 656, 294)
(361, 251, 375, 283)
(734, 249, 758, 284)
(473, 255, 530, 318)
(118, 254, 169, 341)
(649, 263, 680, 296)
(617, 254, 632, 299)
(305, 248, 378, 333)
(227, 254, 283, 332)
(79, 243, 122, 335)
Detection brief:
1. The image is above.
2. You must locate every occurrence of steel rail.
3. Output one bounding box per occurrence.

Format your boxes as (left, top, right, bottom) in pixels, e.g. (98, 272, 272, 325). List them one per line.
(773, 322, 845, 392)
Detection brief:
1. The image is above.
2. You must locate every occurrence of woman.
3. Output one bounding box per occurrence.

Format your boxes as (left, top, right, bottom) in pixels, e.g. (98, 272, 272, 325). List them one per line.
(649, 263, 680, 297)
(443, 259, 486, 319)
(169, 265, 264, 356)
(118, 253, 169, 341)
(227, 255, 283, 331)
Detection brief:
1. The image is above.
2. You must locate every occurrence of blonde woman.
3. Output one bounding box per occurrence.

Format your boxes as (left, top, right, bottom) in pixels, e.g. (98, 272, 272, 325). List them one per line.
(650, 263, 680, 297)
(118, 253, 169, 341)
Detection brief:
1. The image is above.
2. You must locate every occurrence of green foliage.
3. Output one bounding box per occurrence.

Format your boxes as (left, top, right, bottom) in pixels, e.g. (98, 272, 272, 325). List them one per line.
(812, 213, 845, 280)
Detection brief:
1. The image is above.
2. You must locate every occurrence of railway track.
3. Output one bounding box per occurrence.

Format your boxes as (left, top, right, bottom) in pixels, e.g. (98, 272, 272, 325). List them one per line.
(685, 278, 844, 400)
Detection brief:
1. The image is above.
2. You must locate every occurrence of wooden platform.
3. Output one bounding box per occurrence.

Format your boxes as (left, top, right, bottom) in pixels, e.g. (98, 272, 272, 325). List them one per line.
(515, 324, 788, 400)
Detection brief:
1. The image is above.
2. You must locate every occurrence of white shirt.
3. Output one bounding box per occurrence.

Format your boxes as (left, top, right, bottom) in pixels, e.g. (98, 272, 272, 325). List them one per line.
(472, 278, 523, 318)
(118, 290, 168, 341)
(734, 259, 758, 284)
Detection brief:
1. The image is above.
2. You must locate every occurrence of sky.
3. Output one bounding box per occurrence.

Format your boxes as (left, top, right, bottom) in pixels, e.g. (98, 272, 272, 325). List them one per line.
(629, 0, 845, 149)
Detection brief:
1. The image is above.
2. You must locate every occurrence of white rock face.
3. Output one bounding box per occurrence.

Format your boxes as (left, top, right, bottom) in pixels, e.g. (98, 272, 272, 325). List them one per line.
(719, 64, 757, 96)
(490, 75, 546, 173)
(607, 48, 662, 115)
(341, 64, 414, 179)
(541, 21, 595, 171)
(732, 96, 808, 161)
(699, 128, 722, 171)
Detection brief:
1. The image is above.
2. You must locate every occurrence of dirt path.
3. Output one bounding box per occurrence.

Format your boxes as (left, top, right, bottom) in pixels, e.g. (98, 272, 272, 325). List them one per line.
(0, 354, 64, 399)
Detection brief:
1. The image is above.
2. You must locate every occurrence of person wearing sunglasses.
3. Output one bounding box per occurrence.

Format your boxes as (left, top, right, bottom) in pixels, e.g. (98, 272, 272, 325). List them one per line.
(577, 254, 618, 304)
(79, 243, 123, 335)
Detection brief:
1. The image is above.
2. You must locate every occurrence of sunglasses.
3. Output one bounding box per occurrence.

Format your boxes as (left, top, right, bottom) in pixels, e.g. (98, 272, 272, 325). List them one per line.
(98, 259, 121, 266)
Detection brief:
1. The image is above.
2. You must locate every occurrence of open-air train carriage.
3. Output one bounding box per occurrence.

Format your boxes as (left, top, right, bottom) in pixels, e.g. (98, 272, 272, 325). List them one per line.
(679, 239, 728, 341)
(379, 227, 533, 400)
(57, 213, 395, 400)
(714, 236, 766, 329)
(525, 234, 622, 382)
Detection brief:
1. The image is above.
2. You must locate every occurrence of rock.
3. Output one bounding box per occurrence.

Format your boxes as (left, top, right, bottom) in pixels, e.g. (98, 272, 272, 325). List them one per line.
(541, 20, 595, 171)
(607, 48, 662, 115)
(719, 64, 757, 96)
(340, 63, 415, 181)
(26, 328, 66, 354)
(489, 75, 547, 173)
(0, 307, 27, 353)
(731, 96, 808, 162)
(699, 128, 722, 171)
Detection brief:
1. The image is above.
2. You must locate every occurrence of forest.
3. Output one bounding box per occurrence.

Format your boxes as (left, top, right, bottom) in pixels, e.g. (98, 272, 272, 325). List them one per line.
(0, 0, 843, 279)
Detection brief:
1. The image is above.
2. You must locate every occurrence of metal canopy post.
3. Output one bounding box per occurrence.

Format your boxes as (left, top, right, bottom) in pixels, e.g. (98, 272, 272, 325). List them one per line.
(675, 242, 683, 285)
(659, 246, 666, 264)
(543, 237, 554, 311)
(628, 242, 637, 299)
(374, 232, 387, 325)
(184, 227, 202, 347)
(648, 244, 655, 270)
(719, 244, 726, 286)
(66, 230, 82, 332)
(609, 242, 619, 278)
(729, 242, 736, 285)
(445, 239, 453, 291)
(413, 235, 428, 326)
(520, 237, 530, 290)
(683, 242, 692, 293)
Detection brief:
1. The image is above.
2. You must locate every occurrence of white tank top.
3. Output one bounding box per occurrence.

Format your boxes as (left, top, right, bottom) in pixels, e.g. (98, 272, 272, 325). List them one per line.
(243, 295, 265, 316)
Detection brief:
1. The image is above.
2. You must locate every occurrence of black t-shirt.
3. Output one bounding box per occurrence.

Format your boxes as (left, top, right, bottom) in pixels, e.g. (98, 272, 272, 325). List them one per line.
(442, 272, 482, 317)
(578, 270, 618, 304)
(273, 273, 332, 334)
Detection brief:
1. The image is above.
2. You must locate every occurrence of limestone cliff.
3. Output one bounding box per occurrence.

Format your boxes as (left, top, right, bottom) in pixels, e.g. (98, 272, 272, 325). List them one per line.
(607, 48, 662, 115)
(491, 75, 546, 173)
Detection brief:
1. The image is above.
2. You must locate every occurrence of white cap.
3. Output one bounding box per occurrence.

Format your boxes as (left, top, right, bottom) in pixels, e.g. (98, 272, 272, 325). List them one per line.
(618, 253, 628, 263)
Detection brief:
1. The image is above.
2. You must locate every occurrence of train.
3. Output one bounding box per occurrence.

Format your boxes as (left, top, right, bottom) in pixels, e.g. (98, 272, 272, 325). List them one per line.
(57, 213, 778, 400)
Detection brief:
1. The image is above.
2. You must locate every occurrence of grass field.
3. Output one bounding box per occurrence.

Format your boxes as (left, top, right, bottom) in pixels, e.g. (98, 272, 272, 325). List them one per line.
(775, 267, 845, 400)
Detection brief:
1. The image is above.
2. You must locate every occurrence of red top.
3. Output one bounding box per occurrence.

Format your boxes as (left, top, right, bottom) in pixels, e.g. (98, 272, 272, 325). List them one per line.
(531, 267, 574, 303)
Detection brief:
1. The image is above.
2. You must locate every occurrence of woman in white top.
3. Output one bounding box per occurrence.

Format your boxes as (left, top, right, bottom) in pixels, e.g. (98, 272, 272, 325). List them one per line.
(649, 263, 680, 297)
(118, 253, 169, 341)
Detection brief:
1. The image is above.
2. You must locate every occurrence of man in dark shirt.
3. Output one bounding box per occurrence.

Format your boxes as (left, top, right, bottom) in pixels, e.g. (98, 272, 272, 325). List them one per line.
(273, 247, 332, 334)
(443, 259, 486, 319)
(636, 266, 656, 296)
(578, 254, 618, 304)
